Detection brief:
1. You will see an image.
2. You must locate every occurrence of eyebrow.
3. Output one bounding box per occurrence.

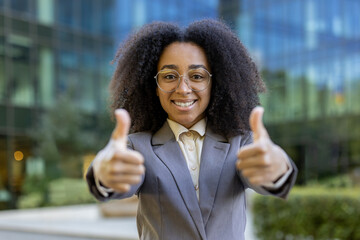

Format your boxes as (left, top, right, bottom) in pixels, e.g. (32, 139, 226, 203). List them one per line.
(160, 64, 178, 70)
(160, 64, 209, 71)
(189, 64, 208, 70)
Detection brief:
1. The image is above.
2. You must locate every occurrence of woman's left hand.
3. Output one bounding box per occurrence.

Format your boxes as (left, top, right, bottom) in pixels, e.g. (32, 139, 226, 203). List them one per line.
(236, 107, 289, 187)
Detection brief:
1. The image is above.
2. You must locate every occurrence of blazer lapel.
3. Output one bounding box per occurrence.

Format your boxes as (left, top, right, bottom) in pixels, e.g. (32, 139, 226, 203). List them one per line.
(199, 127, 230, 225)
(152, 122, 207, 239)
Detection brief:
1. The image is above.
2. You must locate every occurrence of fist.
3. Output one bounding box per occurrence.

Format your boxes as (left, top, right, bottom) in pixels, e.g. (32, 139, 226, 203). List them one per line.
(93, 109, 145, 193)
(236, 107, 288, 187)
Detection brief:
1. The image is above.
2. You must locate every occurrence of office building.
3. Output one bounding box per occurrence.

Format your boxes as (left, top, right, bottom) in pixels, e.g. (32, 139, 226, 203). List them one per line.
(1, 0, 359, 209)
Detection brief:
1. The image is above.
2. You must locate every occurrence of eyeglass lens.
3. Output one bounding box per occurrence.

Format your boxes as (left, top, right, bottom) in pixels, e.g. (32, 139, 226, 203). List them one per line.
(156, 69, 210, 92)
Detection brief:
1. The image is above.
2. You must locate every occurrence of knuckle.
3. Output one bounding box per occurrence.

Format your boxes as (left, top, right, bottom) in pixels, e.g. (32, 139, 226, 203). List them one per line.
(116, 184, 130, 193)
(113, 150, 126, 159)
(242, 169, 251, 177)
(109, 163, 123, 174)
(258, 144, 268, 153)
(235, 160, 242, 169)
(133, 151, 144, 163)
(261, 155, 271, 166)
(138, 165, 146, 173)
(251, 177, 262, 186)
(133, 175, 142, 183)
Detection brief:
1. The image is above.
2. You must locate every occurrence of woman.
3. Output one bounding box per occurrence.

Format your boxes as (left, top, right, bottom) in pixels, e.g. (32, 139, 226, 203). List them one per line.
(87, 19, 297, 240)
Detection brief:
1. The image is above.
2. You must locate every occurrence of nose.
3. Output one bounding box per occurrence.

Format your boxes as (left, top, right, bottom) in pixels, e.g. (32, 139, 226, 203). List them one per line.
(175, 76, 192, 94)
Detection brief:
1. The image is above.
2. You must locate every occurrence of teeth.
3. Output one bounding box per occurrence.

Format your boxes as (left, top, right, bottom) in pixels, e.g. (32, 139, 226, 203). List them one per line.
(174, 101, 195, 107)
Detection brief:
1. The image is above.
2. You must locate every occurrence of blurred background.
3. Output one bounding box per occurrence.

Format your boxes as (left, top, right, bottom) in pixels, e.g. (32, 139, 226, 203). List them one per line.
(0, 0, 359, 239)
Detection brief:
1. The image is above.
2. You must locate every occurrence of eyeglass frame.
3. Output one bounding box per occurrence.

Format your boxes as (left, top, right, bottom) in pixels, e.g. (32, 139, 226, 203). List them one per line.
(154, 68, 212, 93)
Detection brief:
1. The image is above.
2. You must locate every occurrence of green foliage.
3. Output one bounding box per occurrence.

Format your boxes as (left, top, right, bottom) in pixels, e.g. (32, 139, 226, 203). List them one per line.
(307, 174, 354, 188)
(47, 178, 96, 206)
(29, 93, 113, 180)
(18, 178, 96, 209)
(252, 187, 360, 240)
(21, 175, 48, 195)
(18, 175, 49, 207)
(25, 93, 114, 207)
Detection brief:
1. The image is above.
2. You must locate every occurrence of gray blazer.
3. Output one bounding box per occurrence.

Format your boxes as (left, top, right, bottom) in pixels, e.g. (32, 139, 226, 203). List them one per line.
(87, 122, 297, 240)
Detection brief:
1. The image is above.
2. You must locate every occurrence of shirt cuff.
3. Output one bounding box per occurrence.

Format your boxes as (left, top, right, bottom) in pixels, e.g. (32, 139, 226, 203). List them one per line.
(262, 157, 293, 190)
(94, 173, 114, 197)
(92, 142, 115, 198)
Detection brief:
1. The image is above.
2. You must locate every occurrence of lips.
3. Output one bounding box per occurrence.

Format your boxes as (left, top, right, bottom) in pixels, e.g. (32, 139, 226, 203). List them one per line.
(172, 100, 196, 107)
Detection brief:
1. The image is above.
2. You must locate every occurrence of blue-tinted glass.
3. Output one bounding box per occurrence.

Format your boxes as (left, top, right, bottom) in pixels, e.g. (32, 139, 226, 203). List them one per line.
(58, 49, 78, 94)
(59, 49, 78, 69)
(78, 71, 96, 112)
(10, 0, 29, 12)
(81, 0, 94, 33)
(58, 30, 74, 45)
(167, 0, 176, 21)
(115, 0, 132, 41)
(148, 0, 161, 21)
(101, 44, 115, 77)
(0, 0, 3, 7)
(57, 0, 77, 28)
(10, 44, 34, 107)
(100, 0, 115, 35)
(81, 37, 97, 72)
(0, 37, 5, 103)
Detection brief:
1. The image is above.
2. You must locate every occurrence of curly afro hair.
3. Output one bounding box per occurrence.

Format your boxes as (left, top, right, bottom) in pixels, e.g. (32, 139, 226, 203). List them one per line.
(109, 19, 265, 138)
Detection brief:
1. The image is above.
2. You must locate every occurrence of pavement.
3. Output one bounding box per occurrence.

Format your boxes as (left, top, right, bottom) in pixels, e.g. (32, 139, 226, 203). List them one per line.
(0, 190, 257, 240)
(0, 204, 138, 240)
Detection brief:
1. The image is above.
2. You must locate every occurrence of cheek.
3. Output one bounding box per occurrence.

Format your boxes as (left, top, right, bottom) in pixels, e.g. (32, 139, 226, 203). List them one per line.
(202, 89, 212, 107)
(157, 91, 170, 110)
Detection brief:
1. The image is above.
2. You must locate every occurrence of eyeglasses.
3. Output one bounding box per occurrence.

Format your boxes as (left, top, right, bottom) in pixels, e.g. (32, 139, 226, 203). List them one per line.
(154, 68, 212, 93)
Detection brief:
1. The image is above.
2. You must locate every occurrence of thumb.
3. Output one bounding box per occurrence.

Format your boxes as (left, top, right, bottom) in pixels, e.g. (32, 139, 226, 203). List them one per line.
(249, 106, 269, 141)
(111, 109, 131, 147)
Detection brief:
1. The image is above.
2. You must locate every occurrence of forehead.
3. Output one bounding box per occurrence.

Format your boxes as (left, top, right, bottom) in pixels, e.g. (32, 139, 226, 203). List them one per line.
(157, 42, 210, 71)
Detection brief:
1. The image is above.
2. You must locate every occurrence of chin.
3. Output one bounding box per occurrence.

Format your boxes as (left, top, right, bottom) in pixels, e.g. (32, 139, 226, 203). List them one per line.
(177, 118, 197, 128)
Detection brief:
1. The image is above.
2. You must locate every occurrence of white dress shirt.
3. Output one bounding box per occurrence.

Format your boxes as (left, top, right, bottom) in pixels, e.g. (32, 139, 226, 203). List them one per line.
(167, 118, 206, 200)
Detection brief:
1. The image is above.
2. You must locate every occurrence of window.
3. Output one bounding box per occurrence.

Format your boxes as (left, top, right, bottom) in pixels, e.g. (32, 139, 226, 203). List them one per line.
(38, 47, 55, 108)
(10, 43, 34, 107)
(80, 0, 95, 33)
(0, 37, 5, 103)
(57, 0, 77, 28)
(37, 0, 54, 25)
(10, 0, 30, 13)
(58, 49, 77, 92)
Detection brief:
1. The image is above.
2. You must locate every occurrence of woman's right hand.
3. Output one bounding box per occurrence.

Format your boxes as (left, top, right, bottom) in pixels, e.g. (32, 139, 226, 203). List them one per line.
(93, 109, 145, 193)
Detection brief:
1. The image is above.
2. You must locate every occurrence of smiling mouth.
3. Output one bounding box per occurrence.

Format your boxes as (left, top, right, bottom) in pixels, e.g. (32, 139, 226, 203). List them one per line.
(172, 100, 196, 107)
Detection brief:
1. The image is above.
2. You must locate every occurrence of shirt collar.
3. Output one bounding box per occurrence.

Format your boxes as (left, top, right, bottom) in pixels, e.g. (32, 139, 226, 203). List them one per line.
(167, 118, 206, 141)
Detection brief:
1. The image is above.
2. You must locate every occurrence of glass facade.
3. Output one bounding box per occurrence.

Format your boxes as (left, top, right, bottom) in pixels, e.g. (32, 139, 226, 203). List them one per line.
(237, 0, 360, 122)
(235, 0, 360, 182)
(0, 0, 119, 209)
(0, 0, 359, 209)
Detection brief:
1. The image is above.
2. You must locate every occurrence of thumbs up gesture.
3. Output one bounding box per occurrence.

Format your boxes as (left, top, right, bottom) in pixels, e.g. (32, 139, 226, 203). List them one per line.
(236, 107, 288, 187)
(93, 109, 145, 193)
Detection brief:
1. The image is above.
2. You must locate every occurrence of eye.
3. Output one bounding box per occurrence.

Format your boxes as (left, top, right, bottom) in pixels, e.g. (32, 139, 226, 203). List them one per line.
(158, 70, 179, 82)
(189, 69, 208, 82)
(164, 74, 177, 80)
(190, 74, 204, 81)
